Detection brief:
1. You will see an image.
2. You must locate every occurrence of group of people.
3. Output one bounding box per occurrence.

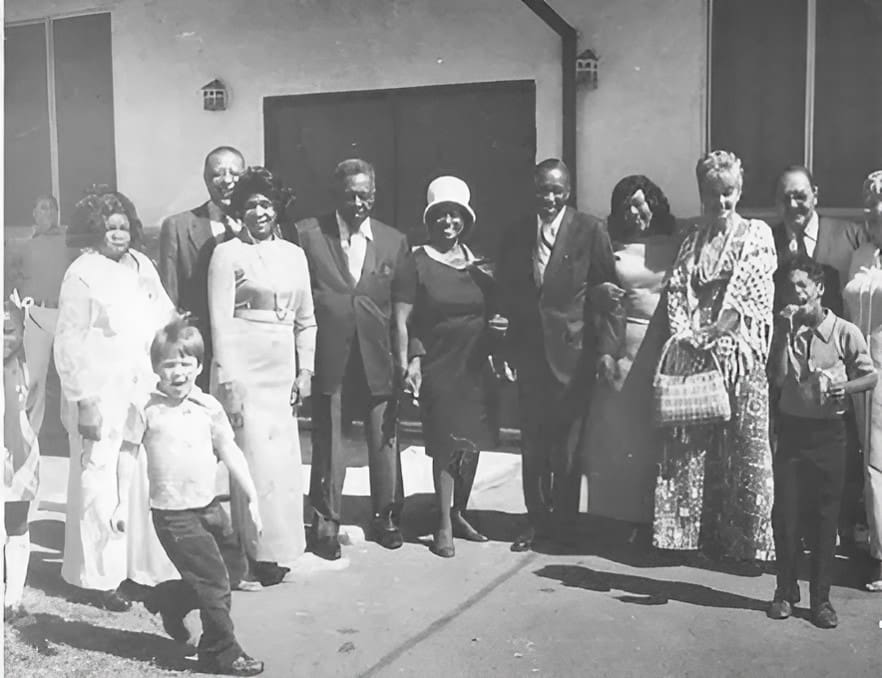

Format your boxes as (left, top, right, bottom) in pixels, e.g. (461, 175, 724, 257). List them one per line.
(4, 142, 882, 675)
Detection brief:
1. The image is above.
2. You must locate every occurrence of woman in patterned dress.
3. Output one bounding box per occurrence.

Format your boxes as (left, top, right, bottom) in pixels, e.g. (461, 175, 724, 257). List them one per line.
(843, 170, 882, 591)
(652, 151, 777, 566)
(209, 167, 316, 587)
(582, 176, 680, 525)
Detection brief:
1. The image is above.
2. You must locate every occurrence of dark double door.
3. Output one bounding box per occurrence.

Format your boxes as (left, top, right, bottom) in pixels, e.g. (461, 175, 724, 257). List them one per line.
(264, 80, 536, 429)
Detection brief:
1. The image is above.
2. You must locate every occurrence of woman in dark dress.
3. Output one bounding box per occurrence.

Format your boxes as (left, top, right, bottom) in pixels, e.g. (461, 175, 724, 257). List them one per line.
(405, 176, 500, 558)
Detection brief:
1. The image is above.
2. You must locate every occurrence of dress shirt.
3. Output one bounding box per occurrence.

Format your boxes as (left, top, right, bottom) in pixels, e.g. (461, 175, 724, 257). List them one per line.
(786, 211, 819, 258)
(534, 207, 566, 286)
(337, 211, 373, 283)
(13, 226, 70, 306)
(207, 201, 239, 239)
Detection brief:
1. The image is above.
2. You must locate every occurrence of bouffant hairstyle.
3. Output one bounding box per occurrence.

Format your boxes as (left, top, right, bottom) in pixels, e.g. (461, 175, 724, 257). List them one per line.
(150, 315, 205, 369)
(607, 175, 675, 240)
(695, 150, 744, 190)
(67, 186, 144, 251)
(227, 166, 285, 221)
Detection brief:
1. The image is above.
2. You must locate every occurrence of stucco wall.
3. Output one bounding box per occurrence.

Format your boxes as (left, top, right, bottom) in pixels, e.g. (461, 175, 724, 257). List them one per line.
(6, 0, 706, 227)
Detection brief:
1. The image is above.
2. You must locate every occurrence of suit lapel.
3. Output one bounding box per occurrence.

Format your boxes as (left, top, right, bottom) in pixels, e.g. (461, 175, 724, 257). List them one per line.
(542, 207, 575, 288)
(187, 202, 214, 252)
(815, 215, 835, 263)
(319, 213, 356, 287)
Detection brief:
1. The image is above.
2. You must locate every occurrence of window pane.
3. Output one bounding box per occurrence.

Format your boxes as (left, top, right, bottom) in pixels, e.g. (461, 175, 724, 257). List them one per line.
(53, 13, 117, 222)
(711, 0, 807, 207)
(4, 22, 52, 229)
(813, 0, 882, 206)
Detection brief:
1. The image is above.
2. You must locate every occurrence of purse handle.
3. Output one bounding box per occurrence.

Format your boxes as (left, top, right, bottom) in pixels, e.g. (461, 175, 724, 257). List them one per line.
(653, 334, 724, 384)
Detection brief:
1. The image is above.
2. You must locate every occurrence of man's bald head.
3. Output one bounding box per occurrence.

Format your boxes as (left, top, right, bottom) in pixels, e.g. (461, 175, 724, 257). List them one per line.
(203, 146, 245, 209)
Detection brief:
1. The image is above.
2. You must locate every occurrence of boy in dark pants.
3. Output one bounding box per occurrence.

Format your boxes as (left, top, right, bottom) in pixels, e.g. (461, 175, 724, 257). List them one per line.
(768, 255, 877, 628)
(112, 317, 265, 675)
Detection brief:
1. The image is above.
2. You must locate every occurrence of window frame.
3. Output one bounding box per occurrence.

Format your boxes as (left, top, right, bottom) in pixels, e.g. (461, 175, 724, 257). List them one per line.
(705, 0, 864, 220)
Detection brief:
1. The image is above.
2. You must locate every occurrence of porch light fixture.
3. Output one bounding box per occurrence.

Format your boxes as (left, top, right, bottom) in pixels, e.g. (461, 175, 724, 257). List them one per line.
(201, 79, 228, 111)
(576, 49, 599, 90)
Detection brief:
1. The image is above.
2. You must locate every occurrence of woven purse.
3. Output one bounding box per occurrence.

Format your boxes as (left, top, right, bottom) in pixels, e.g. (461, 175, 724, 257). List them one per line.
(653, 335, 732, 427)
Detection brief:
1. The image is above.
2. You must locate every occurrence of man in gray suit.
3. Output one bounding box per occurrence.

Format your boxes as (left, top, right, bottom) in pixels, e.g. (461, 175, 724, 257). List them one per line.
(158, 146, 245, 390)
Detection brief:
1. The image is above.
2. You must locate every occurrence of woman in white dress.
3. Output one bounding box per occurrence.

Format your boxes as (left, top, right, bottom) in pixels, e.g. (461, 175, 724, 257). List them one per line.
(209, 167, 316, 587)
(54, 190, 178, 610)
(843, 170, 882, 591)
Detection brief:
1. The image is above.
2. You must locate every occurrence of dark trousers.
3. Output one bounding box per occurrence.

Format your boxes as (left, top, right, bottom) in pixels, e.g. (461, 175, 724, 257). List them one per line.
(517, 354, 587, 531)
(151, 500, 244, 666)
(773, 415, 847, 605)
(309, 345, 403, 538)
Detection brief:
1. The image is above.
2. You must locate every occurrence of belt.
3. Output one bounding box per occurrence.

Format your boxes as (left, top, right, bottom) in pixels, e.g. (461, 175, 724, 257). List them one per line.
(233, 308, 295, 325)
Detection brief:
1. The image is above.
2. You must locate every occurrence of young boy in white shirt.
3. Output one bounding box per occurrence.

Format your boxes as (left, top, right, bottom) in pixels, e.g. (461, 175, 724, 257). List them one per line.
(112, 317, 264, 676)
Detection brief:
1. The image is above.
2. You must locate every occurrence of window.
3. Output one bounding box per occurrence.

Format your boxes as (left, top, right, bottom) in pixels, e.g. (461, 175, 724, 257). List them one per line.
(4, 12, 116, 227)
(709, 0, 882, 210)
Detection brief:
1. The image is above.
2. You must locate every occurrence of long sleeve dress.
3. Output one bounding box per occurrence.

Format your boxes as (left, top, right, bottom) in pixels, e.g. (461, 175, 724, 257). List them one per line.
(653, 219, 777, 561)
(843, 243, 882, 562)
(582, 235, 679, 523)
(208, 236, 316, 566)
(54, 249, 179, 590)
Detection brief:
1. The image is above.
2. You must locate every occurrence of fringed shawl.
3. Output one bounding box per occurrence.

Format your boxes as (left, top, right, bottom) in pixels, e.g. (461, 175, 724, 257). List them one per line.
(666, 218, 777, 388)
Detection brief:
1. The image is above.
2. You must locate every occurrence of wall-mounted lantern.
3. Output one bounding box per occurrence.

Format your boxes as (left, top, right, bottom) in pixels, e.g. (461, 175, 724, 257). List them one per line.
(201, 79, 228, 111)
(575, 49, 599, 90)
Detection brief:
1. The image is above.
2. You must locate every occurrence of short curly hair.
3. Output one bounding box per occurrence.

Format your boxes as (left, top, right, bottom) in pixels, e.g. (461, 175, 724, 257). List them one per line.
(227, 166, 295, 226)
(67, 186, 144, 251)
(607, 175, 675, 240)
(695, 150, 744, 190)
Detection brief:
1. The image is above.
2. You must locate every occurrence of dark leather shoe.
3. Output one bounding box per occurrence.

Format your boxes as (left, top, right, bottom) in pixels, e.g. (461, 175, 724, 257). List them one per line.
(811, 601, 838, 629)
(98, 589, 132, 612)
(374, 515, 404, 550)
(511, 527, 536, 553)
(202, 652, 265, 676)
(451, 510, 489, 542)
(766, 599, 792, 620)
(311, 535, 341, 561)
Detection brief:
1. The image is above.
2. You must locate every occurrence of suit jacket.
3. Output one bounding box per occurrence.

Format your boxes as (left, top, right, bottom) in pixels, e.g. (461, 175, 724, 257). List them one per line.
(497, 206, 621, 387)
(294, 214, 416, 396)
(770, 216, 867, 316)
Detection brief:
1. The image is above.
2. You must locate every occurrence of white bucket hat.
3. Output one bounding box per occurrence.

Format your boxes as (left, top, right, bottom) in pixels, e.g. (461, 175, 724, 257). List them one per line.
(423, 175, 476, 228)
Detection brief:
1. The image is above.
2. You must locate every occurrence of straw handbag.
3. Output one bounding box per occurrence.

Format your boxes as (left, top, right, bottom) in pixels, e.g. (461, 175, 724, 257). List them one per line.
(653, 335, 732, 427)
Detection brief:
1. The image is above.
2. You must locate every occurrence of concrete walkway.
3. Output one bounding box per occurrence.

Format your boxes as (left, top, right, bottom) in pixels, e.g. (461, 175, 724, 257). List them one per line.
(30, 443, 882, 678)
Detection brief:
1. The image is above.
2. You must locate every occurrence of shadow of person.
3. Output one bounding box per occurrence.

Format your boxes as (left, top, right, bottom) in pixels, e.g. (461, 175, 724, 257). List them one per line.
(12, 613, 194, 671)
(534, 563, 767, 611)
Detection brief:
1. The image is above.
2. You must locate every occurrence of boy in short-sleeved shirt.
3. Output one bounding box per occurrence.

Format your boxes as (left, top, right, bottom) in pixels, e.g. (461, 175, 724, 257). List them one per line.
(767, 255, 877, 630)
(112, 318, 265, 677)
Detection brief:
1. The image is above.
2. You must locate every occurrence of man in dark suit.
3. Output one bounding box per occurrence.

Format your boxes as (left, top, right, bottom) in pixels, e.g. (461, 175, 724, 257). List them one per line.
(771, 165, 867, 315)
(498, 158, 621, 552)
(295, 158, 416, 560)
(158, 146, 245, 390)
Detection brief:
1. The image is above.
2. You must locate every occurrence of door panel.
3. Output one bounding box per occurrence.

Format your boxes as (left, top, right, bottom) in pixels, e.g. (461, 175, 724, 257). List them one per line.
(53, 13, 117, 221)
(4, 22, 52, 228)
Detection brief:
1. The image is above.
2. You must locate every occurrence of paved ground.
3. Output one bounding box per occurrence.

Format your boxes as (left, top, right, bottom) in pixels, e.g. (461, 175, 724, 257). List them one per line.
(9, 431, 882, 678)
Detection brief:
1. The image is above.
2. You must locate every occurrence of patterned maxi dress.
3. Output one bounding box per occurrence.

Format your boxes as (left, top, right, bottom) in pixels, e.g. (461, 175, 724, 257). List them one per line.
(653, 219, 777, 560)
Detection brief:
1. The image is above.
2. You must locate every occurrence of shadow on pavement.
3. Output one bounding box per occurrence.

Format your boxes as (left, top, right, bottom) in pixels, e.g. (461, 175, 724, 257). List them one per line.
(535, 563, 767, 611)
(12, 612, 195, 671)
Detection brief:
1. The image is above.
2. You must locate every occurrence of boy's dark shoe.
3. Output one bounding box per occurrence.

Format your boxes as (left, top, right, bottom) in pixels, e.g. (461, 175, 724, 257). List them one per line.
(201, 653, 264, 676)
(373, 514, 403, 550)
(811, 601, 838, 629)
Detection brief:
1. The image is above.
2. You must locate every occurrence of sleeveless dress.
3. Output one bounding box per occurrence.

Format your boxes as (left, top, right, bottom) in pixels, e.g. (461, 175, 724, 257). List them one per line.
(843, 243, 882, 562)
(582, 235, 678, 523)
(209, 236, 316, 566)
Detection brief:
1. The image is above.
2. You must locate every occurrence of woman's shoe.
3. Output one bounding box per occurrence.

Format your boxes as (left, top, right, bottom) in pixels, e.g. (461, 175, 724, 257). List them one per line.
(451, 510, 489, 542)
(866, 558, 882, 592)
(97, 588, 132, 612)
(431, 530, 455, 558)
(253, 562, 290, 587)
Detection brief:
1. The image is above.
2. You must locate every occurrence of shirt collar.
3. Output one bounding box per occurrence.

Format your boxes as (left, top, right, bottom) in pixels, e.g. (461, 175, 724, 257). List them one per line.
(151, 384, 206, 404)
(797, 309, 836, 343)
(785, 211, 818, 243)
(336, 211, 373, 241)
(536, 206, 567, 236)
